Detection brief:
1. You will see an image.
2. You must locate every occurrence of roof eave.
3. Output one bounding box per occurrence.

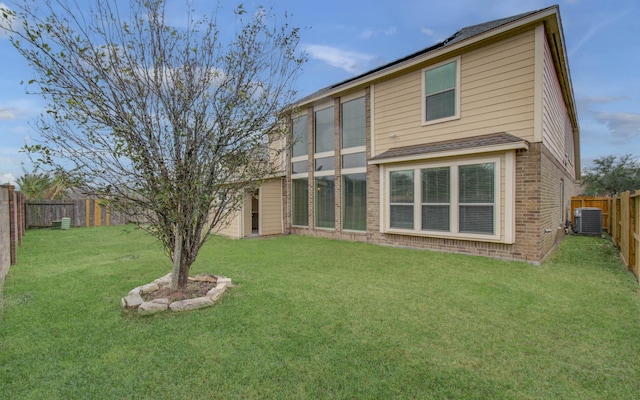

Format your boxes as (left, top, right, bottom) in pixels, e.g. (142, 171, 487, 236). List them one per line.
(368, 141, 529, 165)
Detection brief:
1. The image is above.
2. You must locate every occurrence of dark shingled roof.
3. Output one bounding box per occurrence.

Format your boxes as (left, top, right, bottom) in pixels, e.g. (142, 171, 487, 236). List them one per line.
(369, 133, 528, 162)
(296, 6, 554, 104)
(443, 9, 542, 46)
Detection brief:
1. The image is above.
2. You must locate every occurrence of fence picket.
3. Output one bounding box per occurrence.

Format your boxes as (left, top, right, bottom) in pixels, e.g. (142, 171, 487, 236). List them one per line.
(25, 199, 130, 228)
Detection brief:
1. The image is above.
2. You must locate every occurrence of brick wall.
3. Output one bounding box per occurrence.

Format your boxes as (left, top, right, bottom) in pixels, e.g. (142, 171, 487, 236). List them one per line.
(281, 90, 575, 263)
(286, 139, 577, 263)
(537, 143, 580, 261)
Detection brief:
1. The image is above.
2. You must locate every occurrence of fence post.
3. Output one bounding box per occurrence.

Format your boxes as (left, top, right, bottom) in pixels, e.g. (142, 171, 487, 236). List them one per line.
(0, 186, 10, 289)
(1, 185, 17, 266)
(630, 192, 637, 277)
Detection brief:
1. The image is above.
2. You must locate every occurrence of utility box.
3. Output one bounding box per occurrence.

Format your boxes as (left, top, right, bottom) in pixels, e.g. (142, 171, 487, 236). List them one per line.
(574, 207, 602, 236)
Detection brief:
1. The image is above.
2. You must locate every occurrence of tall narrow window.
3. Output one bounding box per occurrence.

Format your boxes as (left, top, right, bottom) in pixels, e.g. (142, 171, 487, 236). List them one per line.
(389, 170, 414, 229)
(342, 173, 366, 231)
(341, 97, 365, 148)
(315, 107, 334, 153)
(425, 60, 457, 122)
(315, 176, 335, 228)
(458, 163, 495, 234)
(422, 167, 450, 231)
(292, 178, 309, 226)
(292, 115, 308, 157)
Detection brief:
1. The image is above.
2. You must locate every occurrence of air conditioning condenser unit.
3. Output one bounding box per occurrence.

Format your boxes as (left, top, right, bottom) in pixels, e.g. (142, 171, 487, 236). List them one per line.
(574, 207, 602, 236)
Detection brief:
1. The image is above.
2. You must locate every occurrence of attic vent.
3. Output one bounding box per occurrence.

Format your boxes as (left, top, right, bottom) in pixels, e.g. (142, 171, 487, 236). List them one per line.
(573, 207, 602, 236)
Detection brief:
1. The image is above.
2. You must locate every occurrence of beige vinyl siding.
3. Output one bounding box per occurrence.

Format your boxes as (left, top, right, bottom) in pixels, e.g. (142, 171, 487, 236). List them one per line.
(217, 210, 241, 239)
(260, 179, 283, 235)
(374, 29, 536, 154)
(541, 34, 576, 179)
(243, 192, 252, 237)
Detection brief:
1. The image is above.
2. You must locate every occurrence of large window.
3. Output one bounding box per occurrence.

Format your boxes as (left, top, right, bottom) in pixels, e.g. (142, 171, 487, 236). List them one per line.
(458, 163, 494, 234)
(421, 167, 450, 231)
(390, 170, 414, 229)
(292, 115, 308, 157)
(315, 176, 335, 228)
(424, 59, 458, 123)
(315, 107, 334, 153)
(341, 97, 365, 148)
(342, 173, 366, 231)
(387, 160, 498, 238)
(292, 178, 309, 226)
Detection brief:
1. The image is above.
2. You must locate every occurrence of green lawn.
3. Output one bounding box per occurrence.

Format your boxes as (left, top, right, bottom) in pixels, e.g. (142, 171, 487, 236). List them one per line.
(1, 227, 639, 399)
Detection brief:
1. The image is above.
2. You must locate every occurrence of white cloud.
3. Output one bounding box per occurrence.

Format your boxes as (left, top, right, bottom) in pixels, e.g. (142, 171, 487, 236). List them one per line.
(359, 26, 396, 40)
(0, 172, 17, 185)
(360, 29, 374, 40)
(576, 96, 627, 115)
(577, 96, 640, 151)
(0, 98, 47, 121)
(593, 111, 640, 142)
(305, 44, 377, 74)
(0, 108, 16, 119)
(421, 27, 435, 36)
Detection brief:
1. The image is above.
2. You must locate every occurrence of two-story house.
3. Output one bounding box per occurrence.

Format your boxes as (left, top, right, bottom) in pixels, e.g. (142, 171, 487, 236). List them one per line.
(221, 5, 580, 264)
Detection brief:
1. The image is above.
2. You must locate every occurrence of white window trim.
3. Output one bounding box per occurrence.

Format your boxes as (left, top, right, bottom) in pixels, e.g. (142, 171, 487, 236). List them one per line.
(421, 56, 461, 126)
(292, 155, 308, 163)
(314, 170, 334, 177)
(341, 146, 366, 155)
(291, 172, 309, 180)
(382, 155, 506, 242)
(342, 167, 366, 175)
(314, 151, 335, 159)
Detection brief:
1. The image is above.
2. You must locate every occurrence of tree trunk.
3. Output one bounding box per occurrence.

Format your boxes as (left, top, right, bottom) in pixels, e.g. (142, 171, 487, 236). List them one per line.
(171, 230, 185, 291)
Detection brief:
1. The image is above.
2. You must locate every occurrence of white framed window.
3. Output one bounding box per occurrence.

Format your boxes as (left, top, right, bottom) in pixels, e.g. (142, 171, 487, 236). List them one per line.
(342, 173, 366, 231)
(315, 176, 335, 228)
(315, 106, 334, 153)
(422, 57, 460, 125)
(292, 114, 308, 157)
(341, 96, 366, 149)
(292, 178, 309, 227)
(384, 155, 503, 241)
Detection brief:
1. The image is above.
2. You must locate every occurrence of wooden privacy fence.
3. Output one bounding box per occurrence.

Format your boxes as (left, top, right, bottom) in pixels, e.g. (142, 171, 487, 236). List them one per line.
(609, 191, 639, 280)
(25, 199, 129, 228)
(571, 192, 638, 281)
(570, 196, 610, 231)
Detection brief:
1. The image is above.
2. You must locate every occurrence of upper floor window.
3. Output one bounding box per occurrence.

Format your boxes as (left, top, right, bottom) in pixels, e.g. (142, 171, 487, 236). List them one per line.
(341, 97, 365, 149)
(292, 115, 308, 157)
(315, 107, 334, 153)
(423, 59, 459, 123)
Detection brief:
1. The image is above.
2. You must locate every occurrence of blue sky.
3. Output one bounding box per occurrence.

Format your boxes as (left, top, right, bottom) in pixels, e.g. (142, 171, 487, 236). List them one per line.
(1, 0, 639, 186)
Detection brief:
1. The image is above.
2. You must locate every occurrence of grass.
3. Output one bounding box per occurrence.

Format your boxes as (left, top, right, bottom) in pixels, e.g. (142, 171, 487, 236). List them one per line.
(1, 226, 639, 399)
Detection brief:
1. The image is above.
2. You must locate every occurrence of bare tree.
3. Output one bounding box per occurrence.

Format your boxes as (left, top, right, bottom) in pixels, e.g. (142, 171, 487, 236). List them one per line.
(1, 0, 304, 290)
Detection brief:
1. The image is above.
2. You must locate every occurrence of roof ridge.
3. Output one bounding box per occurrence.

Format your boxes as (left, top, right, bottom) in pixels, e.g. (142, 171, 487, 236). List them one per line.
(443, 6, 555, 46)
